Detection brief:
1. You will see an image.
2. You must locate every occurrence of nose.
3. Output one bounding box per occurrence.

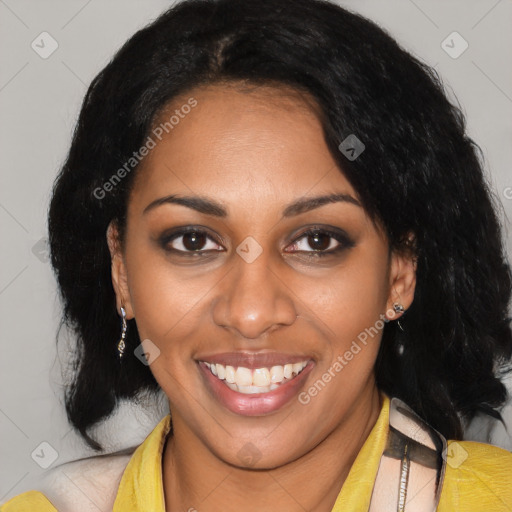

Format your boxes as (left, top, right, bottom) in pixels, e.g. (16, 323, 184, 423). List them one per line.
(211, 251, 298, 340)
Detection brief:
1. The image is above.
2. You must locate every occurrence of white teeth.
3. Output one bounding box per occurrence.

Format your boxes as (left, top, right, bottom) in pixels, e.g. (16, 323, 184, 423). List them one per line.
(225, 381, 238, 392)
(203, 360, 309, 394)
(216, 363, 225, 380)
(270, 365, 284, 383)
(292, 363, 303, 376)
(225, 365, 235, 383)
(235, 366, 253, 386)
(253, 368, 271, 387)
(238, 385, 271, 394)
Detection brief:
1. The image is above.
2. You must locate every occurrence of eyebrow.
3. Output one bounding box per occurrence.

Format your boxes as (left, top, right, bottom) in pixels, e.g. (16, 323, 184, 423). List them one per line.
(142, 192, 362, 217)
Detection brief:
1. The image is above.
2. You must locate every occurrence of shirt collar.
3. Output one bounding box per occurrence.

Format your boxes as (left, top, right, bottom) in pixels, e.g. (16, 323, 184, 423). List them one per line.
(114, 392, 389, 512)
(113, 414, 171, 512)
(331, 391, 390, 511)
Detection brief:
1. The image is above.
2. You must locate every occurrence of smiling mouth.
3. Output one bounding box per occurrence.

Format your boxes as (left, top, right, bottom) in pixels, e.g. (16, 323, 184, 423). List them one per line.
(200, 361, 309, 394)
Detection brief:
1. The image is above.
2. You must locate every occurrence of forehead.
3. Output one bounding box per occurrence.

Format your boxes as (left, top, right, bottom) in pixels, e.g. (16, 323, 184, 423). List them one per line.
(128, 83, 359, 215)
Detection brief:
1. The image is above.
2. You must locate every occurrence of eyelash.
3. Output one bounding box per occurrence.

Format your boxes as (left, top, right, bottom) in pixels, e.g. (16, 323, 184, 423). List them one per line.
(159, 226, 355, 259)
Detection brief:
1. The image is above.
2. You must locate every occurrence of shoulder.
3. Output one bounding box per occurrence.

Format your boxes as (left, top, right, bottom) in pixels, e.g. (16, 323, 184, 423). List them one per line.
(40, 450, 134, 512)
(1, 451, 133, 512)
(438, 439, 512, 511)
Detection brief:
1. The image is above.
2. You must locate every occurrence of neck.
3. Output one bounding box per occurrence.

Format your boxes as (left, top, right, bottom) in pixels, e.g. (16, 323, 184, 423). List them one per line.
(163, 384, 382, 512)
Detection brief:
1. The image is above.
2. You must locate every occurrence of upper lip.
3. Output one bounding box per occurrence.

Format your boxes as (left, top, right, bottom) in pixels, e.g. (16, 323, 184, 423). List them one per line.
(196, 351, 313, 369)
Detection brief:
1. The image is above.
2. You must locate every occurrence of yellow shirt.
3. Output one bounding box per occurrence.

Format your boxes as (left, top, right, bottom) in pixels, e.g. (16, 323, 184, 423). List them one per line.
(2, 394, 511, 511)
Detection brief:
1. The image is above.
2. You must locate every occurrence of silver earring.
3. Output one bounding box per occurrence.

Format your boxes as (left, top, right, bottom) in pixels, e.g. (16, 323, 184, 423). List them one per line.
(393, 302, 405, 332)
(393, 302, 405, 314)
(117, 306, 127, 360)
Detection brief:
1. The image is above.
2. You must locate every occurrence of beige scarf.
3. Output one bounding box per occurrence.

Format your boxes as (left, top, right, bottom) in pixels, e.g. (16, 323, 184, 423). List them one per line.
(369, 397, 447, 512)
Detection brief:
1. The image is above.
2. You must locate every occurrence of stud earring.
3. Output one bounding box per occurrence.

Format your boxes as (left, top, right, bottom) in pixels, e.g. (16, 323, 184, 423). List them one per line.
(117, 306, 127, 360)
(393, 302, 405, 332)
(393, 302, 405, 314)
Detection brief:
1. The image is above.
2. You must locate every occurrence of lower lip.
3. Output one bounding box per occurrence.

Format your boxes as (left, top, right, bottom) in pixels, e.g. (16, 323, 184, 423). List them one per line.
(198, 361, 314, 416)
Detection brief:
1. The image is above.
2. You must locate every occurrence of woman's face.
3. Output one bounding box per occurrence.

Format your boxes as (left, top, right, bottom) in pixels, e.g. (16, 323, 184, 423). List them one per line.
(108, 83, 416, 468)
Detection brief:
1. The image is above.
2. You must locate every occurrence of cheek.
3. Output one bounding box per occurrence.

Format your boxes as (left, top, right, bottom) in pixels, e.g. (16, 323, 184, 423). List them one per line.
(305, 248, 389, 403)
(300, 261, 387, 424)
(319, 252, 389, 338)
(124, 247, 209, 401)
(124, 243, 209, 347)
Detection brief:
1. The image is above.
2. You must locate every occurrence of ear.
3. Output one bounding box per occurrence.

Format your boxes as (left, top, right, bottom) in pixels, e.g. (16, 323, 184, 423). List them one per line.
(106, 221, 135, 319)
(385, 232, 417, 320)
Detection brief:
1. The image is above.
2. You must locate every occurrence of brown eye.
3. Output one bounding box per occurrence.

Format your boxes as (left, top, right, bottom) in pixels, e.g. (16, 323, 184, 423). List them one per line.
(285, 227, 355, 257)
(306, 232, 332, 251)
(159, 228, 224, 254)
(182, 231, 208, 251)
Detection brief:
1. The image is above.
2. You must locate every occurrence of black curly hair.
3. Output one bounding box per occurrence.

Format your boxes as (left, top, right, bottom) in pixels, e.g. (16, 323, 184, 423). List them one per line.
(48, 0, 512, 451)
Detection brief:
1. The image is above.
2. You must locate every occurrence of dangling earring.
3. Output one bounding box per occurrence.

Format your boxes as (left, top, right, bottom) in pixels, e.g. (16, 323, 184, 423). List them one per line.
(117, 306, 127, 360)
(393, 302, 405, 332)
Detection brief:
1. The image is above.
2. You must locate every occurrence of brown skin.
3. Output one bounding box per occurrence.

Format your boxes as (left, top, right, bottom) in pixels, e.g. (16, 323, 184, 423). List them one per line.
(107, 83, 416, 511)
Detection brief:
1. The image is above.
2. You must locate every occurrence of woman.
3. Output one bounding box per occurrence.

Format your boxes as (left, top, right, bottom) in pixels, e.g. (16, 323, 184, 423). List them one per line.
(2, 0, 511, 510)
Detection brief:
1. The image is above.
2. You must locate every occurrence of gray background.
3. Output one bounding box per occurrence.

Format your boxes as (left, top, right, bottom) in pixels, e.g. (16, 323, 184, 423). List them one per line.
(1, 0, 511, 503)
